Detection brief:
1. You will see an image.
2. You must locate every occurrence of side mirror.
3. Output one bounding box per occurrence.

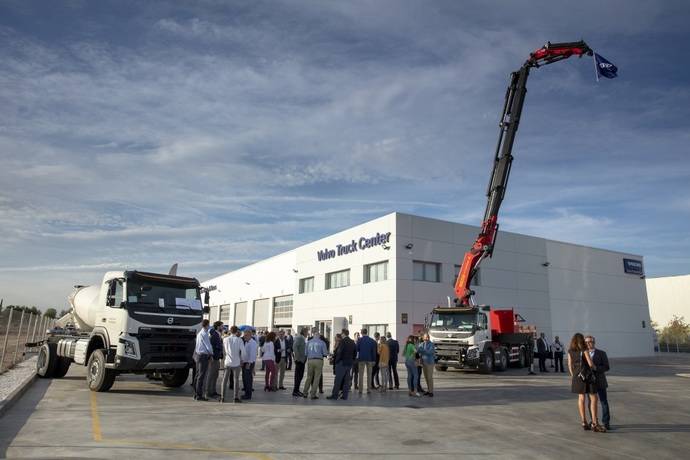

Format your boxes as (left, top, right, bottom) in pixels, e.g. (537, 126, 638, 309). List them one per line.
(203, 306, 210, 314)
(119, 301, 127, 308)
(204, 291, 210, 306)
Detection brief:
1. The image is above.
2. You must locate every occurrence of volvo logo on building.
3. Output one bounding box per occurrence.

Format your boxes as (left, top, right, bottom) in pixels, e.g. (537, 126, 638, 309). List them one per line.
(317, 232, 392, 261)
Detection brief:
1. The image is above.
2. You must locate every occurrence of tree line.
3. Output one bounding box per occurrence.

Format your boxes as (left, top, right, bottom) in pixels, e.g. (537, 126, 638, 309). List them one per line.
(0, 303, 70, 319)
(652, 316, 690, 345)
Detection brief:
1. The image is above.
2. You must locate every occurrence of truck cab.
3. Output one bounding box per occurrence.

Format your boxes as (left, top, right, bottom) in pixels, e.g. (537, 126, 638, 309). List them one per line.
(36, 270, 206, 392)
(428, 306, 533, 373)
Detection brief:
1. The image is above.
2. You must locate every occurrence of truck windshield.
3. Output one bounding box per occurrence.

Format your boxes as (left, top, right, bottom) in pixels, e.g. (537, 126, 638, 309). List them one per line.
(126, 280, 201, 311)
(430, 312, 476, 331)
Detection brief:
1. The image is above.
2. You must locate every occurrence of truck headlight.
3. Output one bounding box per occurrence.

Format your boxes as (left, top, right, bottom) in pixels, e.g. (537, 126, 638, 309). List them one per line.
(123, 340, 136, 357)
(466, 346, 479, 359)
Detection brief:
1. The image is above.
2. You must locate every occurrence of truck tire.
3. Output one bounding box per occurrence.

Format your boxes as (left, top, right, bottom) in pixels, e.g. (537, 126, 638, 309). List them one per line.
(87, 349, 116, 392)
(517, 347, 527, 368)
(495, 348, 509, 372)
(37, 343, 57, 378)
(435, 365, 448, 372)
(53, 357, 72, 378)
(479, 349, 494, 374)
(161, 368, 190, 388)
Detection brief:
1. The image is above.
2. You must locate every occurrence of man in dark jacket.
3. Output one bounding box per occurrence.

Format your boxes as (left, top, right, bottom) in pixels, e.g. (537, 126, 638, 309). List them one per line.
(537, 333, 549, 372)
(285, 329, 294, 370)
(386, 332, 400, 389)
(206, 321, 224, 399)
(328, 328, 357, 400)
(586, 335, 611, 430)
(356, 328, 377, 393)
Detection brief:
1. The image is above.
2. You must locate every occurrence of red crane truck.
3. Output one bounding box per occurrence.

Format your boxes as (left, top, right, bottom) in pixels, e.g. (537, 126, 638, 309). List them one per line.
(429, 41, 593, 373)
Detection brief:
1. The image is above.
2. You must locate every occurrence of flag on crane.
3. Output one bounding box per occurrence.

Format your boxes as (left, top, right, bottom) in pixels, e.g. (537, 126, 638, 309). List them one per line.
(594, 53, 618, 80)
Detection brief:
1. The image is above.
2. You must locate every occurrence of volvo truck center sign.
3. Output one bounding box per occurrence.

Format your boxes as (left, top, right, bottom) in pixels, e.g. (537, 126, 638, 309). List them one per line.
(317, 232, 391, 261)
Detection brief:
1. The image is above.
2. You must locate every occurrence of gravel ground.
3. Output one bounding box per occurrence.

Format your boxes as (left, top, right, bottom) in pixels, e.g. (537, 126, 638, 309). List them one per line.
(0, 356, 36, 402)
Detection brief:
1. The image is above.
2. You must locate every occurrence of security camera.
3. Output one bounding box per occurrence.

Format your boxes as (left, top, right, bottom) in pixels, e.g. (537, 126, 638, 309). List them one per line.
(405, 243, 414, 250)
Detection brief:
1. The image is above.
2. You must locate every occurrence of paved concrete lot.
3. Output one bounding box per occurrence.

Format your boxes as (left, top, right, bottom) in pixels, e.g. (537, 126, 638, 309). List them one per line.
(1, 355, 689, 459)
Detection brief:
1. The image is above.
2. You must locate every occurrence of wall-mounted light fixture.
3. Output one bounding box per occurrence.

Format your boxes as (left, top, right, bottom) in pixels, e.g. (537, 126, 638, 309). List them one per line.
(405, 243, 414, 250)
(382, 243, 390, 250)
(292, 269, 299, 273)
(542, 262, 550, 267)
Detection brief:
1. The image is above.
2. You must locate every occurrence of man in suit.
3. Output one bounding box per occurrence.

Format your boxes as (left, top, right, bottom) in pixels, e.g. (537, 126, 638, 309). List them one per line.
(536, 332, 550, 372)
(386, 332, 400, 390)
(327, 328, 357, 400)
(357, 328, 377, 394)
(586, 335, 611, 430)
(275, 329, 287, 390)
(285, 329, 294, 370)
(372, 332, 381, 388)
(206, 321, 224, 399)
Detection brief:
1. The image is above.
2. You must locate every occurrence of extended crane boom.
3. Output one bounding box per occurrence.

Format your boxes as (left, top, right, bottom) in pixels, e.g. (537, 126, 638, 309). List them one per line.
(454, 41, 592, 307)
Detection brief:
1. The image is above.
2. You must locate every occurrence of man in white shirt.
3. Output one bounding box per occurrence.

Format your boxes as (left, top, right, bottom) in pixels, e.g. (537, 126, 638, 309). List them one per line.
(277, 330, 288, 390)
(241, 329, 258, 400)
(221, 326, 244, 403)
(194, 319, 213, 401)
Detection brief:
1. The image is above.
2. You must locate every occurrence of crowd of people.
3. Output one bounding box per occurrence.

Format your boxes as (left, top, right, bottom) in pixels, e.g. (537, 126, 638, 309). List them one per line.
(192, 319, 612, 432)
(191, 320, 438, 403)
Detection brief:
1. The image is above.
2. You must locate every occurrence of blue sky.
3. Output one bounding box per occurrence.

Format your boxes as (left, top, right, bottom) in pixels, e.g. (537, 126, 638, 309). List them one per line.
(1, 0, 689, 309)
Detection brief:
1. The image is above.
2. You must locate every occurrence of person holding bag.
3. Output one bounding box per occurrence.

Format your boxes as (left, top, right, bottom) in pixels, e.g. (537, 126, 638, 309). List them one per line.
(568, 333, 606, 432)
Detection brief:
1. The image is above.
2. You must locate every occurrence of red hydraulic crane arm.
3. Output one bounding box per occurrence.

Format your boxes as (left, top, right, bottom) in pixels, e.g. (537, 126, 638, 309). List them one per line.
(454, 41, 592, 307)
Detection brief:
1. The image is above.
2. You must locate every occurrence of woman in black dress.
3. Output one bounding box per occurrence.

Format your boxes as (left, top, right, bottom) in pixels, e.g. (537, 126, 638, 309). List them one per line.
(568, 333, 606, 432)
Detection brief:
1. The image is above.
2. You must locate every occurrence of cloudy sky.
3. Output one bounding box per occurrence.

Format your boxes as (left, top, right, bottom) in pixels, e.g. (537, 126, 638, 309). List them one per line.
(1, 0, 689, 309)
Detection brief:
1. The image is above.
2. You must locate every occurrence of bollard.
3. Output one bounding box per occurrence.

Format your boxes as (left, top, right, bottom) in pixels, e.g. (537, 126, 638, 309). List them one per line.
(12, 309, 26, 365)
(1, 308, 15, 372)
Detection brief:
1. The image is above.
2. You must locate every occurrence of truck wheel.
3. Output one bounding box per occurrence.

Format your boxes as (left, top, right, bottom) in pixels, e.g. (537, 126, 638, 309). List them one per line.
(87, 349, 116, 392)
(52, 357, 72, 378)
(435, 365, 448, 372)
(496, 349, 508, 372)
(161, 368, 190, 387)
(37, 343, 57, 378)
(518, 347, 527, 368)
(479, 350, 494, 374)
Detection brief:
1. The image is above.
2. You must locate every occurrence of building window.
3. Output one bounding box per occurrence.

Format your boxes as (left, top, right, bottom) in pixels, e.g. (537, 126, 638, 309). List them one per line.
(273, 295, 293, 327)
(299, 276, 314, 294)
(364, 260, 388, 284)
(453, 265, 481, 286)
(413, 261, 441, 282)
(363, 324, 388, 337)
(326, 269, 350, 290)
(219, 304, 232, 324)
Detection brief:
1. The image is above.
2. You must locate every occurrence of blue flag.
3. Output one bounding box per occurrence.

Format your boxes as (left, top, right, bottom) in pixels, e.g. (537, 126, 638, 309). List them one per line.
(594, 53, 618, 80)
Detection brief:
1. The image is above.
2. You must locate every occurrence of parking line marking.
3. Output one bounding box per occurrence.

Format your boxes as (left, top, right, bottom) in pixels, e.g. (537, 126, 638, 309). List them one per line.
(89, 391, 102, 442)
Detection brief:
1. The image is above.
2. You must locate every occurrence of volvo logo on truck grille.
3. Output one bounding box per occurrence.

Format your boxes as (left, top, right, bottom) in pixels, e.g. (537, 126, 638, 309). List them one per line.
(167, 317, 174, 325)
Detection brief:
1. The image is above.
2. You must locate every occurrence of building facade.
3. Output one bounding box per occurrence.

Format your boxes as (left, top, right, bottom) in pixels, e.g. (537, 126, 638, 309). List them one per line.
(203, 212, 654, 358)
(646, 274, 690, 328)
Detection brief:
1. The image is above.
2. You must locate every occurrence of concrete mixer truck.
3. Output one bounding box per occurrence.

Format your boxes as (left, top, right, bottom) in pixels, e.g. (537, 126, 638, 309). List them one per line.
(30, 270, 207, 392)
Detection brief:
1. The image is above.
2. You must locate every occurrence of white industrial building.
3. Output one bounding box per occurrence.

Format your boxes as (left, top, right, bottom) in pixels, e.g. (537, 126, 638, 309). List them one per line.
(203, 212, 654, 358)
(646, 274, 690, 328)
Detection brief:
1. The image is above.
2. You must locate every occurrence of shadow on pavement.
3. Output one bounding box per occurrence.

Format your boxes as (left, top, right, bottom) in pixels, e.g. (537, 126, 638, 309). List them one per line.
(611, 424, 690, 433)
(0, 378, 51, 458)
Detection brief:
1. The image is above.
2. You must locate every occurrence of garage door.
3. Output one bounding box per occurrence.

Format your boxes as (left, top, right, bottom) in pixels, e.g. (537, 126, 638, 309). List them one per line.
(234, 301, 247, 325)
(253, 298, 270, 329)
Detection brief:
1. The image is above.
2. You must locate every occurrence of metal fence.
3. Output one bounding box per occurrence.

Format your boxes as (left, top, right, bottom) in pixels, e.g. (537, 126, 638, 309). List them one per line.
(657, 342, 690, 353)
(0, 308, 56, 374)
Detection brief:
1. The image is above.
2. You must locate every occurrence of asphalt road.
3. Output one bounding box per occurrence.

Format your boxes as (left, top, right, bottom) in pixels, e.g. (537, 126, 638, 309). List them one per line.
(1, 354, 689, 459)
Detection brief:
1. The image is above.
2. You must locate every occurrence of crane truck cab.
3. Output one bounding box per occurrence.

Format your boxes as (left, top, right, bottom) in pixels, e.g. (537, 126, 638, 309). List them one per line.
(32, 270, 208, 392)
(428, 305, 534, 374)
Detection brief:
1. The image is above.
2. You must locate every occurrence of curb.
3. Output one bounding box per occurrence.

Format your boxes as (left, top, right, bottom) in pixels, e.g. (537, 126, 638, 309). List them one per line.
(0, 370, 37, 418)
